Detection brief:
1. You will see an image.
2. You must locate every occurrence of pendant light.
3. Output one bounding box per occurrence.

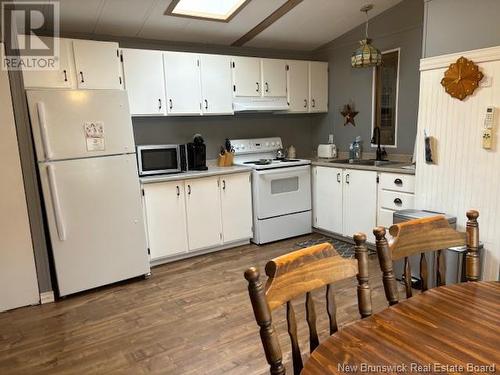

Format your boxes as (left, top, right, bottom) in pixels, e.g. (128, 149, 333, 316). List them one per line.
(351, 4, 382, 68)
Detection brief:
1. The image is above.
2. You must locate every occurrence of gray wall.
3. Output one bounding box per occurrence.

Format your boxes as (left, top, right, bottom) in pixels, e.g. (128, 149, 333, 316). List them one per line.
(423, 0, 500, 58)
(312, 0, 424, 155)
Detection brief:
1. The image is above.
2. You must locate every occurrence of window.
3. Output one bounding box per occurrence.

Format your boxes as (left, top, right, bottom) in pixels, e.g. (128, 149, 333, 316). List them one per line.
(165, 0, 250, 22)
(372, 48, 400, 147)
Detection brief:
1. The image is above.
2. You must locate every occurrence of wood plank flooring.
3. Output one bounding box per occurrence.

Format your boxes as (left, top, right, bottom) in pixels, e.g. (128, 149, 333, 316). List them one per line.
(0, 234, 403, 374)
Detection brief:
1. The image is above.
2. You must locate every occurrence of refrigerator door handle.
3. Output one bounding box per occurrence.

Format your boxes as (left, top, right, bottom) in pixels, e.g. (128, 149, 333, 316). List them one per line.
(36, 102, 52, 159)
(47, 165, 66, 241)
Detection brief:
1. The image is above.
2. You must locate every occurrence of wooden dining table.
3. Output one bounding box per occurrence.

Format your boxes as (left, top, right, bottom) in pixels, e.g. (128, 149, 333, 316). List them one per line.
(302, 281, 500, 375)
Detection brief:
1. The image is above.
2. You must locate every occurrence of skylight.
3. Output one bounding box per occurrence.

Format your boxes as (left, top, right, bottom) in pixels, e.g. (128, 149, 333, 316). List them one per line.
(166, 0, 249, 22)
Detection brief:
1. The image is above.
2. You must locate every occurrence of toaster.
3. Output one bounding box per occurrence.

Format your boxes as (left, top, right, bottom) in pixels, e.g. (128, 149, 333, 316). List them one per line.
(317, 144, 337, 158)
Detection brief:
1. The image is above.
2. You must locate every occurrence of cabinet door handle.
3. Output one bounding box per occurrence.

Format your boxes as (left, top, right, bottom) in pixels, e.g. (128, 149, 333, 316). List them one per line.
(256, 82, 259, 92)
(312, 99, 316, 108)
(204, 99, 208, 110)
(176, 185, 180, 196)
(63, 70, 68, 82)
(187, 184, 191, 195)
(394, 178, 403, 185)
(337, 172, 341, 183)
(158, 99, 162, 110)
(304, 99, 307, 108)
(394, 198, 402, 205)
(265, 82, 269, 92)
(345, 173, 349, 184)
(169, 99, 173, 110)
(79, 71, 84, 83)
(222, 180, 226, 190)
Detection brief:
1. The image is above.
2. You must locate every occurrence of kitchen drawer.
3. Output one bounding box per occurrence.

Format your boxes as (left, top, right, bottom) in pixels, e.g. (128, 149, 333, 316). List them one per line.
(379, 190, 415, 211)
(379, 173, 415, 193)
(378, 208, 396, 228)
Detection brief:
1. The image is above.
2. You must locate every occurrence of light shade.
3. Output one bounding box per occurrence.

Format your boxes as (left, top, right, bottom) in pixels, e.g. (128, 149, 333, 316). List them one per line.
(351, 39, 382, 68)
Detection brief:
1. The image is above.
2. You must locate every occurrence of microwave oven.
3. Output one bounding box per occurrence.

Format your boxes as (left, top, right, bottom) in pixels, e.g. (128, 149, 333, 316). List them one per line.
(137, 145, 184, 176)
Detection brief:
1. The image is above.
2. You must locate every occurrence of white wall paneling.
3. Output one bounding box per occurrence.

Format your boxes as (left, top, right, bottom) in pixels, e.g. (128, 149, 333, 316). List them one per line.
(415, 46, 500, 280)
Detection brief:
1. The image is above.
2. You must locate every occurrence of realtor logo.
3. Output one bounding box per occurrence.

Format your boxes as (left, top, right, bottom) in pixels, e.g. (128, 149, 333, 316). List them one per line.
(1, 1, 60, 70)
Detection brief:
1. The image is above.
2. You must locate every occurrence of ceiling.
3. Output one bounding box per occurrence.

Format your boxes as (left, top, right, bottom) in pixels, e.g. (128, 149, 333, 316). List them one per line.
(21, 0, 402, 51)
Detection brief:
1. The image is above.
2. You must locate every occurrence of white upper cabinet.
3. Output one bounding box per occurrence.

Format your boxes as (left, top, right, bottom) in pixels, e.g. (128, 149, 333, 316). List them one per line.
(309, 61, 328, 112)
(122, 49, 166, 116)
(261, 58, 287, 97)
(220, 173, 253, 243)
(72, 40, 122, 90)
(21, 37, 75, 89)
(231, 56, 261, 97)
(199, 54, 233, 115)
(185, 177, 223, 251)
(163, 51, 202, 115)
(143, 181, 188, 261)
(287, 60, 309, 112)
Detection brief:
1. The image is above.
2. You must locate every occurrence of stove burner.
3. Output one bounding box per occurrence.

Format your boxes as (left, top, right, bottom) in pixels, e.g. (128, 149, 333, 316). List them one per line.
(274, 158, 300, 162)
(244, 160, 273, 165)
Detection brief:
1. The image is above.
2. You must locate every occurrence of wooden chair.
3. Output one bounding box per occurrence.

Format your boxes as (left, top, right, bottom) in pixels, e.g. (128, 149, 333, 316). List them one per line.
(374, 210, 480, 306)
(244, 236, 372, 375)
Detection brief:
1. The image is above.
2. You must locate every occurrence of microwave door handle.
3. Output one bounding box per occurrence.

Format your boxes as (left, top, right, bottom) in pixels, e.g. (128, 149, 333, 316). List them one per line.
(37, 102, 52, 159)
(47, 165, 66, 241)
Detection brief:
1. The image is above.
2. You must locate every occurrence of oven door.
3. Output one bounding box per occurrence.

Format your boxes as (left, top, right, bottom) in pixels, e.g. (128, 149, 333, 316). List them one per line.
(137, 145, 181, 176)
(254, 165, 311, 219)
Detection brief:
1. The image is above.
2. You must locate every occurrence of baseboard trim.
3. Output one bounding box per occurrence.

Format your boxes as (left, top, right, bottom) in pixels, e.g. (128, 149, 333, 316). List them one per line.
(39, 291, 55, 304)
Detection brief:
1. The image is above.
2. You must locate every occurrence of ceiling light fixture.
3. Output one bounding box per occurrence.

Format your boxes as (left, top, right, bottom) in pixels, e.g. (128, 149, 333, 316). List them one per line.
(351, 4, 381, 68)
(165, 0, 250, 22)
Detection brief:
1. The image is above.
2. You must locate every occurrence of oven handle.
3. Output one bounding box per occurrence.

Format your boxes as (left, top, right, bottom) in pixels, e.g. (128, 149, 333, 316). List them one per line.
(255, 165, 310, 178)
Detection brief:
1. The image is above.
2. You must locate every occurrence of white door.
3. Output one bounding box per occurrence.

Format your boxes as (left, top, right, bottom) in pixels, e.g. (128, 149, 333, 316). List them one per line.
(343, 169, 377, 243)
(122, 49, 166, 116)
(0, 47, 39, 311)
(143, 181, 188, 260)
(220, 173, 253, 243)
(26, 90, 135, 161)
(309, 61, 328, 112)
(313, 166, 343, 234)
(38, 154, 150, 296)
(200, 54, 233, 115)
(287, 60, 309, 112)
(22, 37, 75, 89)
(73, 39, 122, 89)
(261, 58, 287, 97)
(185, 177, 223, 251)
(254, 166, 311, 219)
(231, 56, 261, 97)
(163, 51, 202, 115)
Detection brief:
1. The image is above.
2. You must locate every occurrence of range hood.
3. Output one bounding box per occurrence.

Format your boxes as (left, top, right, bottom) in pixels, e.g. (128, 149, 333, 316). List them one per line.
(233, 97, 289, 112)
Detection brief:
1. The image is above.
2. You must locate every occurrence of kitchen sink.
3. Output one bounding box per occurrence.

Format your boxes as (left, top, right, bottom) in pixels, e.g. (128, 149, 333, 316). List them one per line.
(330, 159, 395, 166)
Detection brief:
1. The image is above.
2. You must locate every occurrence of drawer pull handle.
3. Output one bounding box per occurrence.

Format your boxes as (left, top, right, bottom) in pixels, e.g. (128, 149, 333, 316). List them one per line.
(337, 172, 341, 183)
(394, 198, 402, 205)
(394, 178, 403, 185)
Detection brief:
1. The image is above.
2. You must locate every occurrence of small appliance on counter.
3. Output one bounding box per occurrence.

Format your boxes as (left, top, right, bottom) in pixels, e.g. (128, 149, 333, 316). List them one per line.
(185, 134, 208, 171)
(317, 143, 337, 158)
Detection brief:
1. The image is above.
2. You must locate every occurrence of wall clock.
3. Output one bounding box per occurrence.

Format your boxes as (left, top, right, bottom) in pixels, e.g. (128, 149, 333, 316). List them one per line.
(440, 56, 483, 100)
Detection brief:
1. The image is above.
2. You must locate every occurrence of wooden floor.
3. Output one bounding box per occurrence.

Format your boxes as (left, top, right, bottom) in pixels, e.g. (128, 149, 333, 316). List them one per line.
(0, 234, 401, 374)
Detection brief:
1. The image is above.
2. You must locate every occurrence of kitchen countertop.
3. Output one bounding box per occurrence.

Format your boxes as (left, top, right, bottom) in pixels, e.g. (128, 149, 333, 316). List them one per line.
(140, 164, 252, 184)
(312, 158, 416, 175)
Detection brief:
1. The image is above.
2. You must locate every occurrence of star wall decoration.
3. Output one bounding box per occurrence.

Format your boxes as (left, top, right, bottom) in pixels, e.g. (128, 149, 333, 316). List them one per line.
(340, 104, 359, 126)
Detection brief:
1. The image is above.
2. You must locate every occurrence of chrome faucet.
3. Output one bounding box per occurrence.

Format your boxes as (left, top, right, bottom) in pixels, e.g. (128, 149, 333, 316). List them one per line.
(371, 127, 386, 161)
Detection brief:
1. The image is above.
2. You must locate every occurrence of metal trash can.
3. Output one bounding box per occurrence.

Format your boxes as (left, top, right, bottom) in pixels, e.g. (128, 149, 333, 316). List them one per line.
(392, 209, 482, 287)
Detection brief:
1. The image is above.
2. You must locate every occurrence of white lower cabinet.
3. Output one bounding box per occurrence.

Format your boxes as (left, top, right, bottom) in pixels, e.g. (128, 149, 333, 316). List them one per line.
(142, 181, 188, 260)
(312, 166, 377, 243)
(312, 166, 342, 233)
(220, 173, 253, 243)
(185, 176, 223, 251)
(142, 172, 252, 264)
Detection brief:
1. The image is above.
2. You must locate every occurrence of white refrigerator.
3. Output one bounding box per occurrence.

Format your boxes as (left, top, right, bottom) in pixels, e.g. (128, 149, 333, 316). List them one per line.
(26, 89, 150, 296)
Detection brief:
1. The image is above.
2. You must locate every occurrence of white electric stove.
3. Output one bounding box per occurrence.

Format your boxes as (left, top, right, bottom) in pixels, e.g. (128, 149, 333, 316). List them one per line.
(231, 137, 312, 244)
